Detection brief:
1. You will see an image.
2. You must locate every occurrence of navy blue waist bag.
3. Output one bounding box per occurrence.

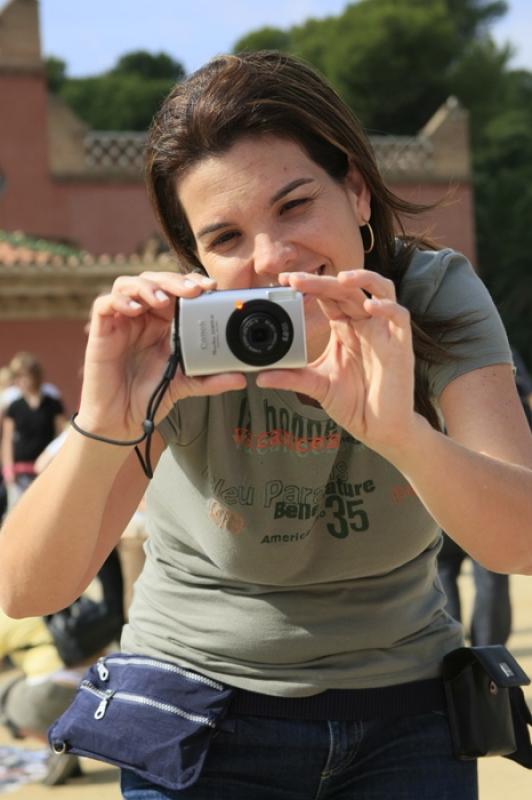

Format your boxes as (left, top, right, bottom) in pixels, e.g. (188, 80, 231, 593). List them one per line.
(48, 652, 234, 791)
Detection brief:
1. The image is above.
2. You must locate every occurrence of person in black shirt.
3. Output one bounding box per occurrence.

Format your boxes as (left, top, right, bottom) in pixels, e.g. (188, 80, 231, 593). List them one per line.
(1, 353, 65, 511)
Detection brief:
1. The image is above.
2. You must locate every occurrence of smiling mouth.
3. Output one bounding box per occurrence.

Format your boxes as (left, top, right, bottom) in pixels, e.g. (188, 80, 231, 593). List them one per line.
(301, 265, 325, 296)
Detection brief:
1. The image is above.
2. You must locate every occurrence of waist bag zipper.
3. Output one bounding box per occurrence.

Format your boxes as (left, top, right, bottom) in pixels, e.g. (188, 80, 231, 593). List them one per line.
(80, 680, 216, 727)
(96, 656, 224, 691)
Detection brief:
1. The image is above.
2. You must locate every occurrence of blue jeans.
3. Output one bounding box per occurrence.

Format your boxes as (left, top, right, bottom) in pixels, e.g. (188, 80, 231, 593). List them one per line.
(121, 711, 477, 799)
(438, 534, 511, 645)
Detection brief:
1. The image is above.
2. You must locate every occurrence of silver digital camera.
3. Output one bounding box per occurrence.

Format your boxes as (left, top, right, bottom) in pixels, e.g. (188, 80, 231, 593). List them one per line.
(178, 287, 307, 376)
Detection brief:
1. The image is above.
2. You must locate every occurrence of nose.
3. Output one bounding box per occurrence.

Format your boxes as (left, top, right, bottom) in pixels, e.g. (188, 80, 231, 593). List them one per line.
(252, 233, 296, 279)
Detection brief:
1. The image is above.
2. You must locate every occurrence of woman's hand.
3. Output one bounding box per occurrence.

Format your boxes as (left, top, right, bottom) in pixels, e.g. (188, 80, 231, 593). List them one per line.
(256, 269, 420, 457)
(76, 271, 246, 440)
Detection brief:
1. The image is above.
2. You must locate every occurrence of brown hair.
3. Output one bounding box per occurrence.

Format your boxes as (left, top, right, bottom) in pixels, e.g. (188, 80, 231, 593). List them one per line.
(9, 351, 43, 390)
(146, 51, 468, 428)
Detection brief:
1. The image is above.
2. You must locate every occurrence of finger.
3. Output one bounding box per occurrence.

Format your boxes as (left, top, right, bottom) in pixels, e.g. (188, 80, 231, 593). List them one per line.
(112, 273, 216, 307)
(363, 297, 411, 342)
(91, 289, 167, 323)
(338, 269, 396, 301)
(138, 271, 217, 295)
(279, 272, 369, 320)
(112, 277, 172, 314)
(91, 273, 216, 324)
(315, 295, 368, 324)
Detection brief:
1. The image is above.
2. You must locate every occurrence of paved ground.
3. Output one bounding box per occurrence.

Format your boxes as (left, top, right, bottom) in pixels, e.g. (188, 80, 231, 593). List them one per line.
(1, 570, 531, 799)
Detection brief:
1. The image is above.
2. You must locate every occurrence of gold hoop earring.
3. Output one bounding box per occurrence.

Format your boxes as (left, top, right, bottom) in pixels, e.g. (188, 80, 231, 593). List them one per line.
(361, 222, 375, 254)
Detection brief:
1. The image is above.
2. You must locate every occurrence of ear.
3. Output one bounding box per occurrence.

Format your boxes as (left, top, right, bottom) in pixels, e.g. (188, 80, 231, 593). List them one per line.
(345, 161, 371, 224)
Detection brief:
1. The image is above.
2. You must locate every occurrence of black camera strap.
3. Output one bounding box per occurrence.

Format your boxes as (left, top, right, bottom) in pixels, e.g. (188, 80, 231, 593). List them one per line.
(71, 299, 183, 479)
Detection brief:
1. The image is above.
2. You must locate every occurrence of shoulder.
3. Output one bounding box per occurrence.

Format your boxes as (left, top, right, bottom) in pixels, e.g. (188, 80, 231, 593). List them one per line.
(5, 397, 25, 417)
(397, 247, 482, 315)
(398, 248, 513, 400)
(1, 386, 20, 409)
(42, 394, 64, 414)
(42, 382, 61, 400)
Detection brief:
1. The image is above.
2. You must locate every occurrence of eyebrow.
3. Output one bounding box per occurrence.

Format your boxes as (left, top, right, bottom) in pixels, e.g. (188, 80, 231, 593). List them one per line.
(270, 177, 315, 205)
(196, 177, 316, 240)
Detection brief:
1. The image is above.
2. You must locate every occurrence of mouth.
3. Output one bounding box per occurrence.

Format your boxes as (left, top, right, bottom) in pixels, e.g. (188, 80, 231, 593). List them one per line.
(302, 265, 326, 301)
(308, 264, 326, 277)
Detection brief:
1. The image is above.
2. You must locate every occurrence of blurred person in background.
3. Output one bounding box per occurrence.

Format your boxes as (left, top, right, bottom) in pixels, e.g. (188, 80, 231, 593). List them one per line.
(512, 347, 532, 427)
(0, 355, 62, 412)
(0, 365, 13, 521)
(1, 352, 66, 511)
(34, 425, 145, 620)
(0, 609, 84, 786)
(1, 419, 125, 789)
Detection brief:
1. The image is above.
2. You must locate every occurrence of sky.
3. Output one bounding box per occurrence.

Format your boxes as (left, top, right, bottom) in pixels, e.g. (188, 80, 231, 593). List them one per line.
(34, 0, 532, 77)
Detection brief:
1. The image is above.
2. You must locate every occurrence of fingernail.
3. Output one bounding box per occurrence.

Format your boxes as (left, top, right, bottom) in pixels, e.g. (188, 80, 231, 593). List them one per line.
(155, 290, 169, 302)
(128, 300, 142, 310)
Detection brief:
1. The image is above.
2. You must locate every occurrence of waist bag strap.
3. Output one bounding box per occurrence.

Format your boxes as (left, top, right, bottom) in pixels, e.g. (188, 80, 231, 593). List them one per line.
(230, 677, 446, 721)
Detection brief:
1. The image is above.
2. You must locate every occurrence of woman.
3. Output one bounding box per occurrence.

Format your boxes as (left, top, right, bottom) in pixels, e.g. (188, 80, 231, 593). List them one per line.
(1, 52, 531, 799)
(1, 352, 65, 511)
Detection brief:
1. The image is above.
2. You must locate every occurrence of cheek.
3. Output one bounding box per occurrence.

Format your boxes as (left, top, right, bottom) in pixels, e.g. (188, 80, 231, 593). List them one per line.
(336, 225, 365, 269)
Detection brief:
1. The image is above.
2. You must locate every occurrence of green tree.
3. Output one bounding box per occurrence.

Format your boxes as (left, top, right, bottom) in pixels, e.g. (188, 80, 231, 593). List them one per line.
(45, 56, 67, 93)
(303, 0, 459, 134)
(58, 75, 176, 131)
(111, 50, 185, 81)
(233, 27, 292, 54)
(473, 81, 532, 365)
(46, 50, 185, 131)
(232, 0, 510, 136)
(447, 37, 512, 145)
(443, 0, 507, 43)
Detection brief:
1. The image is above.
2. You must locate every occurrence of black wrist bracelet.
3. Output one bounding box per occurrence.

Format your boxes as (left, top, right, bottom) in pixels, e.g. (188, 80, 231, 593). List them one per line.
(68, 299, 182, 479)
(70, 412, 151, 447)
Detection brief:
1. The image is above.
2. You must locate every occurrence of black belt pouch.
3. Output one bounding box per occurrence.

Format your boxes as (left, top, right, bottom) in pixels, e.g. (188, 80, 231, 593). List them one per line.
(442, 645, 532, 767)
(48, 653, 234, 791)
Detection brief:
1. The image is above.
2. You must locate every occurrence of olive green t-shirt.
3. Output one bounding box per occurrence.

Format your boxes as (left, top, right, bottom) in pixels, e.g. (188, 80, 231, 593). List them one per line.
(122, 248, 512, 696)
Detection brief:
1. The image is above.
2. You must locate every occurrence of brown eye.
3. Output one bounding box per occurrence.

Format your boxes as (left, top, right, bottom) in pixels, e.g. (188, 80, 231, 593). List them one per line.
(280, 198, 309, 215)
(210, 231, 239, 249)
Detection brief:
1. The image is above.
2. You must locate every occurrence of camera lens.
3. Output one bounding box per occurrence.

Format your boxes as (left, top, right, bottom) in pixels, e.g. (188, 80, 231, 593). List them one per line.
(241, 314, 278, 352)
(226, 300, 294, 366)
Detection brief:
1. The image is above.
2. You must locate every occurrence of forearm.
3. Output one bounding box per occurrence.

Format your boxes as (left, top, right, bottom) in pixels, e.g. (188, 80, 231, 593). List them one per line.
(0, 432, 134, 617)
(1, 425, 14, 478)
(383, 417, 532, 574)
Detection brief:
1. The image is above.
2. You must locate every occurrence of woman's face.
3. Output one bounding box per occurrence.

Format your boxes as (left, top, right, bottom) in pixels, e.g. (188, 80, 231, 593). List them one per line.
(14, 370, 38, 394)
(177, 135, 371, 360)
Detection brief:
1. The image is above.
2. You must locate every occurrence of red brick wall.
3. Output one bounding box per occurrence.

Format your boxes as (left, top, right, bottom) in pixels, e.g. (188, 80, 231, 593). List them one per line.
(0, 72, 158, 254)
(395, 182, 476, 265)
(0, 73, 65, 236)
(55, 180, 158, 255)
(0, 320, 86, 415)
